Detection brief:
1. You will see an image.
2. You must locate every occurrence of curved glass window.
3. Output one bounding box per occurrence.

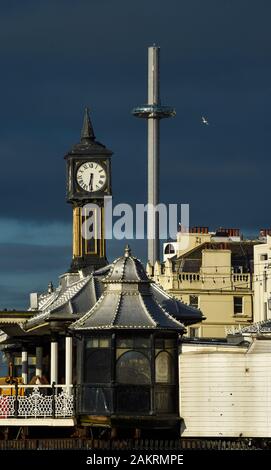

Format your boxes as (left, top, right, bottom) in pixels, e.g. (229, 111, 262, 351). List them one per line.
(0, 351, 8, 377)
(116, 338, 150, 349)
(86, 338, 110, 348)
(116, 351, 151, 384)
(164, 243, 175, 254)
(155, 351, 174, 383)
(84, 349, 111, 383)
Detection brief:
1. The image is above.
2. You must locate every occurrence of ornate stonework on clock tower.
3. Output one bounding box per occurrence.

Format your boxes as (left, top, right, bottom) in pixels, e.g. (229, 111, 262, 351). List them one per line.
(65, 108, 113, 272)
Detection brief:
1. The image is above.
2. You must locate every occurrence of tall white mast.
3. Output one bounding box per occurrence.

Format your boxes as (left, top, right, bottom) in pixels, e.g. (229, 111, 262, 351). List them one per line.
(133, 46, 176, 265)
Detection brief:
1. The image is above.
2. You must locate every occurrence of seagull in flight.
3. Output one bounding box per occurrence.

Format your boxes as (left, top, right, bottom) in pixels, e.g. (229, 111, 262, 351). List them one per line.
(202, 116, 209, 125)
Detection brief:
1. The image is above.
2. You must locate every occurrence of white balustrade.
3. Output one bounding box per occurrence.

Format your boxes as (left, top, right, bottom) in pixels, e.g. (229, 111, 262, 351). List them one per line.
(0, 385, 74, 419)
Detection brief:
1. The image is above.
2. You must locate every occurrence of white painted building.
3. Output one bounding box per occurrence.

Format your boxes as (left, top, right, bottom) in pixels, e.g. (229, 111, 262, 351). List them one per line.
(254, 235, 271, 322)
(163, 226, 241, 262)
(180, 325, 271, 438)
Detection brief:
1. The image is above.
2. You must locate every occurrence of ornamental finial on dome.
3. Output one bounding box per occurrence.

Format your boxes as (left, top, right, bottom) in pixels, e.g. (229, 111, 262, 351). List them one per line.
(124, 245, 131, 258)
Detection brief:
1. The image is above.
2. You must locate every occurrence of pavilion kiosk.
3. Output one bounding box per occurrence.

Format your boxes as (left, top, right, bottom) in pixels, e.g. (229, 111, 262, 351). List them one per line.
(71, 246, 185, 434)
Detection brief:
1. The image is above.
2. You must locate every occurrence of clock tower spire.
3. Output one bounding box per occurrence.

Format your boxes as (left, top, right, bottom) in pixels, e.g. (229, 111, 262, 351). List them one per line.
(81, 107, 95, 141)
(65, 108, 113, 273)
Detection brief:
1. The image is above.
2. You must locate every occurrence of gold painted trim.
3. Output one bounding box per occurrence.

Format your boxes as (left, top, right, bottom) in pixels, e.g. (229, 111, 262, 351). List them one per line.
(100, 206, 105, 257)
(25, 322, 49, 332)
(73, 207, 82, 258)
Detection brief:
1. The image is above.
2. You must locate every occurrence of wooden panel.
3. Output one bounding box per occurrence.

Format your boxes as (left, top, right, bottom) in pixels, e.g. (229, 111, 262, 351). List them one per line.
(179, 347, 271, 437)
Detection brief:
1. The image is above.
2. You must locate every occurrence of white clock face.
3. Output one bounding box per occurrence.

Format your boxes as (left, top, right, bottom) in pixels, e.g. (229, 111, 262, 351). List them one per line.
(76, 162, 107, 192)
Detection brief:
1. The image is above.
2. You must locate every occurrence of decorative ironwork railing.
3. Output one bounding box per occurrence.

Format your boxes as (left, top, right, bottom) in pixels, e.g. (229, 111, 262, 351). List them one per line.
(0, 384, 74, 419)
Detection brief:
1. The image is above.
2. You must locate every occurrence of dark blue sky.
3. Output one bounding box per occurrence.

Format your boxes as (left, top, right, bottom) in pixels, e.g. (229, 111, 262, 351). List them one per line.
(0, 0, 270, 308)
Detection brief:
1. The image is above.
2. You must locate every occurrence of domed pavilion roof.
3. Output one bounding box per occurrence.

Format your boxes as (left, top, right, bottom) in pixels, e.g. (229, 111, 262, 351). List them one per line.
(71, 246, 186, 332)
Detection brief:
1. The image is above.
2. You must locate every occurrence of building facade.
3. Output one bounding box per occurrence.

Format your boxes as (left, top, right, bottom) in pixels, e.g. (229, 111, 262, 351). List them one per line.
(147, 227, 259, 338)
(254, 234, 271, 323)
(180, 322, 271, 438)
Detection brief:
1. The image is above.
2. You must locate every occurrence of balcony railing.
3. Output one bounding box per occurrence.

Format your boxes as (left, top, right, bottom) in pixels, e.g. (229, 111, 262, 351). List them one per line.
(178, 273, 201, 283)
(0, 384, 74, 419)
(232, 274, 250, 283)
(178, 272, 251, 288)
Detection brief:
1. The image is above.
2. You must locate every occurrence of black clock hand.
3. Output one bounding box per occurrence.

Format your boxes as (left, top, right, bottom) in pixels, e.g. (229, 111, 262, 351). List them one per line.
(89, 173, 94, 191)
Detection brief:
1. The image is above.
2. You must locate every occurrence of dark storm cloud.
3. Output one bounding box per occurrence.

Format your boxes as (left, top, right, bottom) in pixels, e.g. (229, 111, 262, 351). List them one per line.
(0, 0, 270, 305)
(0, 243, 70, 308)
(0, 284, 28, 309)
(0, 0, 270, 223)
(0, 244, 70, 273)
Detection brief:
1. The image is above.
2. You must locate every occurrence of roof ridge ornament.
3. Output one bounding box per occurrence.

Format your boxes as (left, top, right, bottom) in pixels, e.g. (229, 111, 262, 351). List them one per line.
(47, 281, 54, 294)
(81, 107, 95, 142)
(124, 244, 131, 258)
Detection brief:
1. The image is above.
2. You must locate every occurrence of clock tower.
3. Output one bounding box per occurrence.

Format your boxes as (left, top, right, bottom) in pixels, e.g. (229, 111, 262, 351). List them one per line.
(65, 108, 113, 272)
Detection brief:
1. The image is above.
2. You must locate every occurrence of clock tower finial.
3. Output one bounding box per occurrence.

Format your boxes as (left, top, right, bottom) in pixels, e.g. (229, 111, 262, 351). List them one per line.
(81, 107, 95, 142)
